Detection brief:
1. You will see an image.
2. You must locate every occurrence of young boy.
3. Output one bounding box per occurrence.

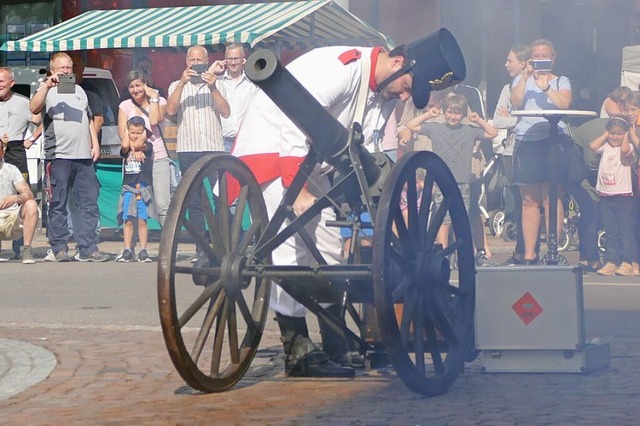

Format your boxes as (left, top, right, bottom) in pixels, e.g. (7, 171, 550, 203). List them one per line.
(116, 116, 155, 262)
(406, 93, 498, 266)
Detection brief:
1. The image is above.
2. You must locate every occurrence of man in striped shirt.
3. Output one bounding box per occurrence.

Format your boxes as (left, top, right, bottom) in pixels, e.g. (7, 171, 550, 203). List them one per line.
(166, 45, 230, 259)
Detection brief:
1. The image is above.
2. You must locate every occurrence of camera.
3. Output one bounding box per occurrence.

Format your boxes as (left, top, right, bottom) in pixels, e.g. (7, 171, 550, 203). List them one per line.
(57, 74, 76, 94)
(190, 64, 208, 85)
(532, 60, 553, 72)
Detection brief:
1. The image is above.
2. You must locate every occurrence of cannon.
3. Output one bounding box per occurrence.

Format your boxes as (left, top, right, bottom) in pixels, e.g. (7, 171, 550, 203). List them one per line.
(157, 32, 475, 396)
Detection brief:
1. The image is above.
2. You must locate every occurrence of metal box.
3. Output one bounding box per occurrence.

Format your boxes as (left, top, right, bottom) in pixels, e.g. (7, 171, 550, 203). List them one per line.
(475, 265, 610, 373)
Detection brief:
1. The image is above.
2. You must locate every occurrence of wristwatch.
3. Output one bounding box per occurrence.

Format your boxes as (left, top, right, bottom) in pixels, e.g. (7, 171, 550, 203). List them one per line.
(149, 97, 160, 103)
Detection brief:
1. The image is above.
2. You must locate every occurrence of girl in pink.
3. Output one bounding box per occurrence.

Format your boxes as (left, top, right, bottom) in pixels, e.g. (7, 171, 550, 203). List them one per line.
(590, 116, 638, 276)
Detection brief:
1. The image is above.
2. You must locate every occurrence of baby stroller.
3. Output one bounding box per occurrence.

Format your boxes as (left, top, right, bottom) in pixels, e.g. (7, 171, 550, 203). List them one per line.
(475, 152, 508, 237)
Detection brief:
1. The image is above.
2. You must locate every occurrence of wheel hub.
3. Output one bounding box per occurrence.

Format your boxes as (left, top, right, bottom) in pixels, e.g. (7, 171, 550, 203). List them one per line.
(220, 253, 248, 293)
(414, 248, 450, 291)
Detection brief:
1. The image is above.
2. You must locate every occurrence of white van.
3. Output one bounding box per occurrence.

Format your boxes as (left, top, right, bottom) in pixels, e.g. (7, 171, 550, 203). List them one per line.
(11, 66, 122, 189)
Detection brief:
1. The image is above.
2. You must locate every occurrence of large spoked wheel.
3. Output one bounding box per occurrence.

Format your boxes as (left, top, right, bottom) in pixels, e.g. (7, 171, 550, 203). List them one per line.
(158, 154, 271, 393)
(373, 151, 476, 396)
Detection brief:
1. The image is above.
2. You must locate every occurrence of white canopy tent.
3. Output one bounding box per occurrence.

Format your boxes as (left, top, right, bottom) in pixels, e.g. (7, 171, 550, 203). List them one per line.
(1, 1, 393, 53)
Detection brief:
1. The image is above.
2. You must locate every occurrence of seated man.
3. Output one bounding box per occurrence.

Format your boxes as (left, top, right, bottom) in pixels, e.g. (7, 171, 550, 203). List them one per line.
(0, 139, 38, 263)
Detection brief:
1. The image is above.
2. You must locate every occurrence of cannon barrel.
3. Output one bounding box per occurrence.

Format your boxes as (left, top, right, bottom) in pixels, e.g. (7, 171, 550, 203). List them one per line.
(245, 49, 380, 186)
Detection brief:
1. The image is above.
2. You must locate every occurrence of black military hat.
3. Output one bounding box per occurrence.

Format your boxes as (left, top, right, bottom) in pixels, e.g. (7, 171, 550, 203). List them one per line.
(377, 28, 466, 110)
(407, 28, 466, 109)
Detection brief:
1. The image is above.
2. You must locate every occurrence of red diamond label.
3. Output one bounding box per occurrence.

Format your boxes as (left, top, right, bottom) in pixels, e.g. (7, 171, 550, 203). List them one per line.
(512, 292, 543, 325)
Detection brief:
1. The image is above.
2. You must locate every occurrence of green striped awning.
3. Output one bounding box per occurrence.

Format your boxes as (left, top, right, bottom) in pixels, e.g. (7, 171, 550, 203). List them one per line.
(1, 1, 393, 52)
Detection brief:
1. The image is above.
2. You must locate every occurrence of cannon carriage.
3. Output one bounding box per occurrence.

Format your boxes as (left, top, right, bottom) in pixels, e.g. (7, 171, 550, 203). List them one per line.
(157, 33, 476, 397)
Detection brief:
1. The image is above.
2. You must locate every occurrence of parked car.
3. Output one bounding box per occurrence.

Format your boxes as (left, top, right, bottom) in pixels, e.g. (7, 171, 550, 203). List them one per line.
(11, 66, 122, 191)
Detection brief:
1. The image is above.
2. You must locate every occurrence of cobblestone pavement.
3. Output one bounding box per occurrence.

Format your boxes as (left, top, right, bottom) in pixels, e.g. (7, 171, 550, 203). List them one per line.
(1, 232, 639, 424)
(1, 324, 640, 425)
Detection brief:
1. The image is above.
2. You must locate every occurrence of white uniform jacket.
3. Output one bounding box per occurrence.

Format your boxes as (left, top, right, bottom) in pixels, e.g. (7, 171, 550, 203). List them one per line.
(232, 46, 395, 188)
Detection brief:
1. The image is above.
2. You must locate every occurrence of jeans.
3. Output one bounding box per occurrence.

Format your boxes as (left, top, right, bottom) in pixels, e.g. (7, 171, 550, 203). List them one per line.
(223, 136, 234, 153)
(46, 159, 100, 256)
(153, 157, 171, 227)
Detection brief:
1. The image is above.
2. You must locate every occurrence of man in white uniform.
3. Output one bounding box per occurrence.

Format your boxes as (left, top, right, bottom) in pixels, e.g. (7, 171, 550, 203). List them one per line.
(233, 29, 465, 377)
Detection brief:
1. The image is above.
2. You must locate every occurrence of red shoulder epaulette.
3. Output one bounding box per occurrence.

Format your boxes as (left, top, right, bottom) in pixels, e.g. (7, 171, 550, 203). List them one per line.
(338, 49, 361, 65)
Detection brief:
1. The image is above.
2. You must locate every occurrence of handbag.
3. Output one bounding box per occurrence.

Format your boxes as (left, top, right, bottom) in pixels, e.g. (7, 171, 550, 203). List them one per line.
(557, 134, 586, 185)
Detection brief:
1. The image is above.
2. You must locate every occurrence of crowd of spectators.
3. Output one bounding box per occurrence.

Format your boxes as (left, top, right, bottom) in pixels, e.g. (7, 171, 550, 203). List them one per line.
(0, 38, 638, 276)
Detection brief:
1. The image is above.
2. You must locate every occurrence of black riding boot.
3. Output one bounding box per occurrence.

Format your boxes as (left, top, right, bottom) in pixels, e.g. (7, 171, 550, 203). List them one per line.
(275, 313, 355, 378)
(318, 305, 365, 368)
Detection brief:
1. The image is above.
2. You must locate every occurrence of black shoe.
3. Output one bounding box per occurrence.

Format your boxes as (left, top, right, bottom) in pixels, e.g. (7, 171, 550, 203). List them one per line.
(287, 345, 356, 378)
(319, 305, 365, 369)
(522, 258, 539, 266)
(276, 313, 355, 378)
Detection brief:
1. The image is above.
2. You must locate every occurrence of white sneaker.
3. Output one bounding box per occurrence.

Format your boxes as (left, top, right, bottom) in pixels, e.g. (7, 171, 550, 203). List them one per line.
(44, 249, 57, 262)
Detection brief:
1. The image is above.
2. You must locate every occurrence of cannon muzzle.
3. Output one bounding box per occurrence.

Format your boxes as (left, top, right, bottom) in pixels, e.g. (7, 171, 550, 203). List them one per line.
(245, 49, 380, 187)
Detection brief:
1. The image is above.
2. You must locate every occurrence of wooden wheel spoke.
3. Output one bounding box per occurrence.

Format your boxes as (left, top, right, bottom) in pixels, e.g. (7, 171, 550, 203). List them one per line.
(227, 298, 240, 365)
(210, 299, 229, 377)
(444, 283, 464, 296)
(422, 312, 445, 374)
(400, 288, 418, 344)
(392, 273, 413, 302)
(440, 238, 464, 257)
(215, 171, 232, 251)
(413, 294, 426, 375)
(190, 290, 225, 364)
(417, 175, 434, 239)
(236, 220, 263, 257)
(199, 181, 227, 256)
(392, 204, 414, 253)
(424, 197, 450, 248)
(235, 290, 257, 332)
(389, 245, 411, 268)
(184, 213, 223, 261)
(231, 186, 249, 251)
(428, 293, 459, 345)
(178, 281, 222, 328)
(405, 177, 419, 247)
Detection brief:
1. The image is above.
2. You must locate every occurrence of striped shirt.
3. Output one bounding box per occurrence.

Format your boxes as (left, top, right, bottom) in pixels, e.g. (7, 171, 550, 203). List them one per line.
(167, 79, 225, 152)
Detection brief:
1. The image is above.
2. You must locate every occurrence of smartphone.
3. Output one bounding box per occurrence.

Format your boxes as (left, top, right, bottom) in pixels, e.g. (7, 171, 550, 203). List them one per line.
(57, 74, 76, 94)
(532, 60, 553, 72)
(190, 64, 208, 85)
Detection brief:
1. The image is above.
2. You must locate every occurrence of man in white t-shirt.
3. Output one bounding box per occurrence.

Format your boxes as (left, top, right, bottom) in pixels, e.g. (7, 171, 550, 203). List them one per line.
(0, 140, 38, 263)
(216, 43, 259, 152)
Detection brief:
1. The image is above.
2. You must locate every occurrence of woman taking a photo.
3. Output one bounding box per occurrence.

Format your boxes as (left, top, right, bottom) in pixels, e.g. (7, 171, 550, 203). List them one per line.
(118, 69, 170, 226)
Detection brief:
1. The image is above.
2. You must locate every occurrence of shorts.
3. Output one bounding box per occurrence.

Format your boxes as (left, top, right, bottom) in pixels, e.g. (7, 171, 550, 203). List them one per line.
(122, 191, 149, 222)
(0, 208, 23, 240)
(433, 183, 471, 226)
(513, 138, 552, 185)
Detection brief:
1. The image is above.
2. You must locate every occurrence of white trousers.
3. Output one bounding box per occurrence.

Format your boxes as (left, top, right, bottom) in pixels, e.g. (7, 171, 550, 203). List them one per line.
(262, 173, 342, 318)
